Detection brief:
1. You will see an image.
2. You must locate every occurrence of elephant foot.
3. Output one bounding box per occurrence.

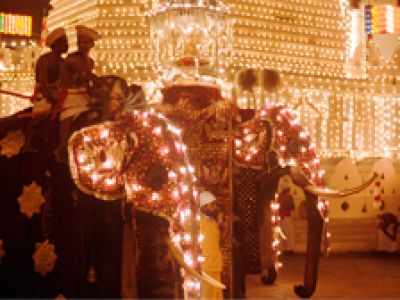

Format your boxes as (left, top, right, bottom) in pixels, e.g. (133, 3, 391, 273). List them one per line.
(294, 284, 315, 298)
(260, 266, 277, 285)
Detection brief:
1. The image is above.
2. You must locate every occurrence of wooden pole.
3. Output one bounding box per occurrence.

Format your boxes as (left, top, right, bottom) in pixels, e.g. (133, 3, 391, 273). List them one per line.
(228, 100, 234, 299)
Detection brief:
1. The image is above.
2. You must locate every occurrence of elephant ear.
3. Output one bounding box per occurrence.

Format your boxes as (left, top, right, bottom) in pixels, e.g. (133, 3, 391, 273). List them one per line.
(68, 121, 129, 200)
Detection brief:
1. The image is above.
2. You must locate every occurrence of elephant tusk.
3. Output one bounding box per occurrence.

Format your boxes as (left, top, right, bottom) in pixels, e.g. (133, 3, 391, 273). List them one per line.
(304, 172, 378, 198)
(166, 239, 226, 290)
(128, 132, 139, 148)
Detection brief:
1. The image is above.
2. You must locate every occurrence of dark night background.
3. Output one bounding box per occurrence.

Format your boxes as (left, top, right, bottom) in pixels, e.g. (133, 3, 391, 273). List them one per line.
(0, 0, 51, 39)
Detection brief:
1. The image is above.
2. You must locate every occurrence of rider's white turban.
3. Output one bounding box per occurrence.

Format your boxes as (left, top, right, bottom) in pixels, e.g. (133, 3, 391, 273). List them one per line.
(199, 191, 217, 207)
(76, 25, 101, 41)
(45, 27, 66, 47)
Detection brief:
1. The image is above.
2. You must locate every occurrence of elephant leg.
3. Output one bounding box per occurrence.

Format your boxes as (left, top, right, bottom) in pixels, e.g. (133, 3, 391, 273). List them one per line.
(121, 218, 137, 298)
(294, 193, 323, 298)
(259, 200, 277, 285)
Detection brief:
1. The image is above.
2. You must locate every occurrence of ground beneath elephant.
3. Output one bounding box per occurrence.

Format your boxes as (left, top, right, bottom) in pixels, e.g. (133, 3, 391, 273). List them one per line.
(246, 252, 400, 299)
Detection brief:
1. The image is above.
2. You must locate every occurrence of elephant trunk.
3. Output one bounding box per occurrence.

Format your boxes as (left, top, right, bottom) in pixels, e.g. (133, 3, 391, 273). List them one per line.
(290, 169, 377, 297)
(294, 193, 323, 298)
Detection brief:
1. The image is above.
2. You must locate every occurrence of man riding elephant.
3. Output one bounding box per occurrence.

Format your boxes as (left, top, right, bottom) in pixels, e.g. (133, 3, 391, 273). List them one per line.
(23, 27, 69, 152)
(55, 25, 102, 162)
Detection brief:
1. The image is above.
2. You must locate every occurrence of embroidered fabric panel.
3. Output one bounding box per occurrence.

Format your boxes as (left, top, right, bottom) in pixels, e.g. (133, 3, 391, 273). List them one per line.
(234, 167, 261, 274)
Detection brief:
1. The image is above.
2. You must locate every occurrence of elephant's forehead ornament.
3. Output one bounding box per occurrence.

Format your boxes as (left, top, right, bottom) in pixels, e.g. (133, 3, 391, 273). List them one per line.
(234, 106, 323, 186)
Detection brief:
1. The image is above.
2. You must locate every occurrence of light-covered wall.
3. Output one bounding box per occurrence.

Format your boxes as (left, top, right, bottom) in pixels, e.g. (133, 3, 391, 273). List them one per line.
(275, 158, 400, 220)
(373, 34, 400, 62)
(0, 45, 40, 116)
(322, 158, 400, 218)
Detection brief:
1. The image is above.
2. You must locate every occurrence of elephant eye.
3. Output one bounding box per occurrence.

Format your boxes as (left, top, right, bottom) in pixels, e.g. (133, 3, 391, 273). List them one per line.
(143, 163, 168, 191)
(99, 149, 106, 162)
(287, 138, 300, 155)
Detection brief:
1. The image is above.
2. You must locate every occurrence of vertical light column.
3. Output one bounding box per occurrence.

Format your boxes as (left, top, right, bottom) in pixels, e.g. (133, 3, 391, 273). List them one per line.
(319, 92, 329, 152)
(382, 96, 395, 158)
(353, 95, 365, 156)
(364, 95, 374, 156)
(343, 94, 354, 154)
(373, 96, 383, 157)
(395, 99, 400, 158)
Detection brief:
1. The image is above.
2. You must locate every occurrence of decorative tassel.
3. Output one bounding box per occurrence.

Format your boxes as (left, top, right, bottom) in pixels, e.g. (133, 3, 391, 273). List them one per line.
(372, 179, 382, 210)
(86, 265, 97, 283)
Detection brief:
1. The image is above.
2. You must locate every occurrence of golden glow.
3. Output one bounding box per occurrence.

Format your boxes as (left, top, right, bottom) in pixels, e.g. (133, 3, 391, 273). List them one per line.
(0, 13, 32, 36)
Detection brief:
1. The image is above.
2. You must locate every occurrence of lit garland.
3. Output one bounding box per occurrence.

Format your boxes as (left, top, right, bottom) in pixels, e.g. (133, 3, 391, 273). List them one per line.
(68, 110, 201, 295)
(270, 193, 282, 270)
(372, 177, 382, 210)
(318, 197, 330, 254)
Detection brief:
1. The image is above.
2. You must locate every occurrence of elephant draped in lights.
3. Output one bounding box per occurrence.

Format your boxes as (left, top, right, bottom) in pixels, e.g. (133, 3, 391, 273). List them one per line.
(233, 107, 376, 297)
(68, 110, 225, 293)
(153, 83, 376, 297)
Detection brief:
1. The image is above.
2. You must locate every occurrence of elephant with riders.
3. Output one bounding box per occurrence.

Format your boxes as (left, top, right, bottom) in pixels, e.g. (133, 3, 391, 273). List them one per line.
(0, 62, 377, 299)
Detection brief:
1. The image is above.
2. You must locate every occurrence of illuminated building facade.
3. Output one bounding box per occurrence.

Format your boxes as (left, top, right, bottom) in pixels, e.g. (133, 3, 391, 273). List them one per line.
(0, 44, 38, 117)
(0, 11, 40, 117)
(45, 0, 151, 83)
(2, 0, 398, 160)
(0, 13, 32, 37)
(0, 0, 49, 116)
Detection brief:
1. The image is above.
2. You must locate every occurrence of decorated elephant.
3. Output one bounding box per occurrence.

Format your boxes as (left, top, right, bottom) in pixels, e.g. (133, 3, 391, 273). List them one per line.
(1, 74, 376, 297)
(151, 82, 376, 297)
(67, 108, 226, 294)
(233, 106, 376, 297)
(1, 75, 226, 298)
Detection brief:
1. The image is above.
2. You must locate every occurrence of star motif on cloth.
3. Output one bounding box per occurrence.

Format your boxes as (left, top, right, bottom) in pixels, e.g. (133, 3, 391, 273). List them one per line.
(0, 129, 25, 158)
(32, 240, 57, 276)
(0, 239, 5, 264)
(18, 181, 45, 218)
